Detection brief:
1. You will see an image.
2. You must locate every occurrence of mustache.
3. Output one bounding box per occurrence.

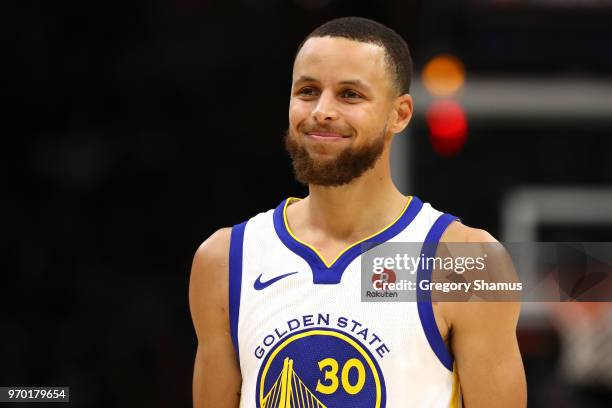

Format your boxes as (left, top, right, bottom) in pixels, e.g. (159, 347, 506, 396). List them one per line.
(298, 123, 351, 136)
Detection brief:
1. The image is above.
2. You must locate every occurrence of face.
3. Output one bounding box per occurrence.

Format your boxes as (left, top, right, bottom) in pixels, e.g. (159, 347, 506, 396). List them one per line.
(286, 36, 403, 187)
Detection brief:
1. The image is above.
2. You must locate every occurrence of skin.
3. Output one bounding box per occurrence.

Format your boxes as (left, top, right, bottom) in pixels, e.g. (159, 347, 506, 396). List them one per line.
(190, 227, 241, 407)
(190, 36, 527, 407)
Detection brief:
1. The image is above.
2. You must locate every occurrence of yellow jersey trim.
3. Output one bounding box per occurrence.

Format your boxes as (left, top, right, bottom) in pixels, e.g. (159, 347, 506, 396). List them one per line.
(449, 361, 461, 408)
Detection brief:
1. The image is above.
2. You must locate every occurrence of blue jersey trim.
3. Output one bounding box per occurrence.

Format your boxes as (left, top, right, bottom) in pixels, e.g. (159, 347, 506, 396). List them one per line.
(272, 196, 424, 284)
(229, 221, 247, 363)
(416, 213, 458, 372)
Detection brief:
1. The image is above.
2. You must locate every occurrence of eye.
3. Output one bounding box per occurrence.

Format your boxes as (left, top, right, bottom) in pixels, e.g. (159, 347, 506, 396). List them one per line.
(296, 87, 319, 97)
(341, 89, 362, 99)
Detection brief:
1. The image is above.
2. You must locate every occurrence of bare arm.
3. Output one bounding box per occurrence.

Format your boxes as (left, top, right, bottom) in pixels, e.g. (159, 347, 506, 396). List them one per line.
(442, 225, 527, 407)
(189, 228, 242, 407)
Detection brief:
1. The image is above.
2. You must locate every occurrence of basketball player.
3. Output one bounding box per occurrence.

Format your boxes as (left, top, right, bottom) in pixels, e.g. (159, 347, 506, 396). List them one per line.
(190, 17, 526, 407)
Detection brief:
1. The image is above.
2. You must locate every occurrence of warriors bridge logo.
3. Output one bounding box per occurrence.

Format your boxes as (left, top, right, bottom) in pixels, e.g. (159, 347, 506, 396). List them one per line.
(255, 315, 387, 408)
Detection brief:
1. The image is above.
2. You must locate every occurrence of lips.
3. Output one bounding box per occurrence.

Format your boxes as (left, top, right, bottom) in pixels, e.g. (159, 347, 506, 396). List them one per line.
(307, 134, 346, 142)
(305, 130, 351, 141)
(308, 131, 346, 137)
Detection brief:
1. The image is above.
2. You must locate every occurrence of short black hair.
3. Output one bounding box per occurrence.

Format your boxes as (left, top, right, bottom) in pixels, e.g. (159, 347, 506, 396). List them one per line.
(296, 16, 413, 95)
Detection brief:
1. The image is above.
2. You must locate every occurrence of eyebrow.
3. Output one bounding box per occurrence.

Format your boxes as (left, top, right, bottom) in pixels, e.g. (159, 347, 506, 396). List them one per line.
(293, 75, 372, 92)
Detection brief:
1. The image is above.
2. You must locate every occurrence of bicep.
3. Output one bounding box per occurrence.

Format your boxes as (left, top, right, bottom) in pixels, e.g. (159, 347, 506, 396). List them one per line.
(451, 301, 526, 408)
(190, 229, 242, 408)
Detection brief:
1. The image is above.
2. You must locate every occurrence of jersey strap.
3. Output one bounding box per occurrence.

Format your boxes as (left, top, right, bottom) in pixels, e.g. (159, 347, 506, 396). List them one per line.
(416, 213, 459, 372)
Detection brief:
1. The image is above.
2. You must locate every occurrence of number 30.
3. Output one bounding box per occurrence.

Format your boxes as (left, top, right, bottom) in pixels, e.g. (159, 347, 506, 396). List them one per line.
(315, 358, 366, 395)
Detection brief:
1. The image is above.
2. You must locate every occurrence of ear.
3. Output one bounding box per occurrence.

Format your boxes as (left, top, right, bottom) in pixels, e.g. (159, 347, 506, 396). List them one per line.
(387, 94, 413, 134)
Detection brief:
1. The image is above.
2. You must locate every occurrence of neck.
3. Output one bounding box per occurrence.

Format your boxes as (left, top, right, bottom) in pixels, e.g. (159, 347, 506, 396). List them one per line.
(300, 148, 408, 241)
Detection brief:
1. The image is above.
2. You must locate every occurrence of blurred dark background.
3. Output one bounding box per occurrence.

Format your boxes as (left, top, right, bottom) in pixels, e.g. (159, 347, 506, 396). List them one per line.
(6, 0, 612, 406)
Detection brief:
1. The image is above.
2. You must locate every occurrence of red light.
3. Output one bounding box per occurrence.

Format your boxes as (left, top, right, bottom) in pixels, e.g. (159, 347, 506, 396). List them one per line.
(426, 100, 468, 156)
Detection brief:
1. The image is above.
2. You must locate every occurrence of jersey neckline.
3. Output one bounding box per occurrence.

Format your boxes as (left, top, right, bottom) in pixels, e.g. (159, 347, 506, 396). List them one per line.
(272, 195, 424, 284)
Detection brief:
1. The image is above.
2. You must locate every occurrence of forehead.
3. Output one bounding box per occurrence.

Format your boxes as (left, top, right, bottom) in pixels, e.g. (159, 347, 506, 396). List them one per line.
(293, 36, 392, 91)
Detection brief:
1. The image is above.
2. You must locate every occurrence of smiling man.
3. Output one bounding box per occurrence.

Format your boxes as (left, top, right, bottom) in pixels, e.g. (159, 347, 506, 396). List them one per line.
(190, 17, 526, 407)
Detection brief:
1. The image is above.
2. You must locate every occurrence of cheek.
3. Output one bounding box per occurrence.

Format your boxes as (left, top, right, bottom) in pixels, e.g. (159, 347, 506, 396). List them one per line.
(289, 101, 310, 127)
(344, 106, 381, 133)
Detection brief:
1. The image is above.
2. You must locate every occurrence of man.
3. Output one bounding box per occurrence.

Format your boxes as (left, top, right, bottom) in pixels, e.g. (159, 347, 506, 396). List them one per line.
(190, 17, 526, 407)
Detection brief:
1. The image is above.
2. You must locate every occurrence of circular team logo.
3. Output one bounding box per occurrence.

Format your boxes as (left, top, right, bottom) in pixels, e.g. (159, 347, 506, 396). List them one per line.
(256, 328, 386, 408)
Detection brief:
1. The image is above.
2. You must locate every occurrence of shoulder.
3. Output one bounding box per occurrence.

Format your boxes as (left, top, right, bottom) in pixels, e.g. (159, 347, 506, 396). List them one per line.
(437, 221, 521, 328)
(440, 219, 497, 244)
(190, 227, 233, 293)
(192, 227, 233, 273)
(440, 221, 511, 278)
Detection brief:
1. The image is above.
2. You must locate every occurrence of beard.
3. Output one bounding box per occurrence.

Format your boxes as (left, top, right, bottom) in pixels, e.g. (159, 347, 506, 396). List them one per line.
(284, 126, 386, 187)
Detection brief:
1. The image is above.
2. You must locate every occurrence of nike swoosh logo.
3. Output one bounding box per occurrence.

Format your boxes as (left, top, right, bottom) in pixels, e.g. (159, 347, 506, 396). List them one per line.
(254, 272, 298, 290)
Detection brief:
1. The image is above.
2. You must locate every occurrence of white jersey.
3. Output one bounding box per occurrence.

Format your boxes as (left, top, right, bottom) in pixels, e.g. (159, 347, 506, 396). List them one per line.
(229, 196, 462, 408)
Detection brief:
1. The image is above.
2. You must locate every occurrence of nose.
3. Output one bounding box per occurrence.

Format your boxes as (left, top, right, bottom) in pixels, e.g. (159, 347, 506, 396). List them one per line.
(312, 90, 339, 123)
